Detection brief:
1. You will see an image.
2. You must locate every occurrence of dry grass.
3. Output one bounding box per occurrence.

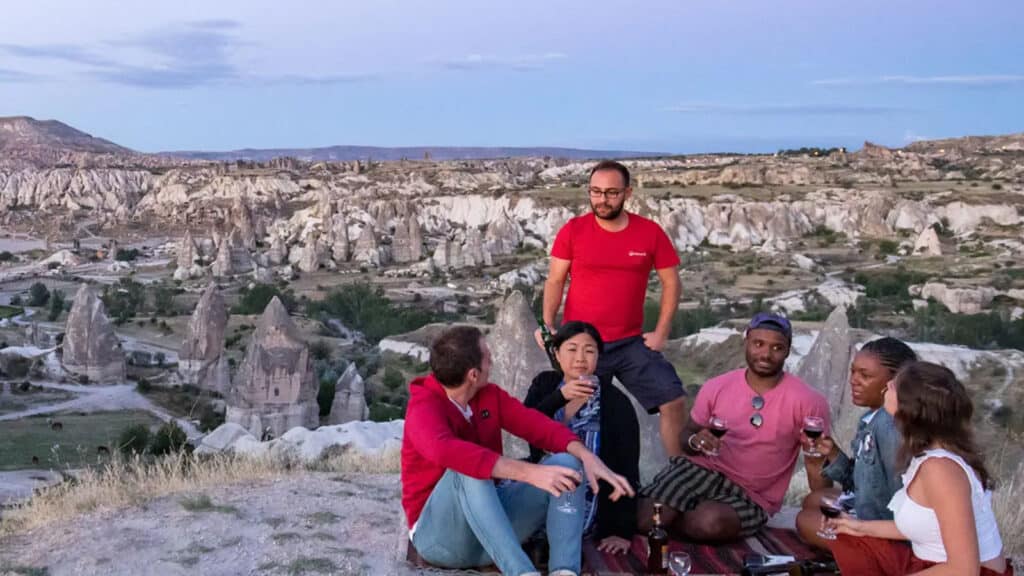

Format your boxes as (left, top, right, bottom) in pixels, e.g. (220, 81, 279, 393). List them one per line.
(0, 445, 401, 537)
(993, 463, 1024, 558)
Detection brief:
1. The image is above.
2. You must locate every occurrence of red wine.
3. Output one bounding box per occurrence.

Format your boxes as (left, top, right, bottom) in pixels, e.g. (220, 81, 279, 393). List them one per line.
(803, 428, 823, 440)
(709, 427, 728, 439)
(820, 504, 842, 519)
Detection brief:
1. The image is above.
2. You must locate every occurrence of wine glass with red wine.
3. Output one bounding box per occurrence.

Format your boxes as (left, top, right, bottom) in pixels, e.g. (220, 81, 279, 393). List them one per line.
(816, 496, 843, 540)
(802, 416, 825, 457)
(705, 416, 728, 456)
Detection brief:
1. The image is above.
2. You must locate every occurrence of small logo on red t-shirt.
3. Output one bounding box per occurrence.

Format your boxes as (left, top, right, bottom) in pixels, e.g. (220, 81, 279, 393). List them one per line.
(628, 251, 648, 257)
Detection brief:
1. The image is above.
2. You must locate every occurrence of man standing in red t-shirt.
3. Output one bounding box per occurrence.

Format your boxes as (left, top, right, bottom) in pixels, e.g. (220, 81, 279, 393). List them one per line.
(535, 160, 688, 456)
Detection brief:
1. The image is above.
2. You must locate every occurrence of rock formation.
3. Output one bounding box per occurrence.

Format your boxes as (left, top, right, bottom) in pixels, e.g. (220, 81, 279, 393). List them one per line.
(391, 215, 424, 264)
(227, 228, 254, 273)
(178, 284, 230, 393)
(226, 296, 319, 438)
(210, 236, 233, 277)
(796, 307, 858, 447)
(230, 197, 257, 250)
(173, 230, 204, 280)
(352, 224, 382, 266)
(327, 363, 369, 425)
(61, 284, 126, 384)
(919, 282, 997, 314)
(488, 291, 552, 457)
(913, 226, 942, 256)
(328, 214, 350, 262)
(295, 231, 325, 273)
(267, 235, 288, 266)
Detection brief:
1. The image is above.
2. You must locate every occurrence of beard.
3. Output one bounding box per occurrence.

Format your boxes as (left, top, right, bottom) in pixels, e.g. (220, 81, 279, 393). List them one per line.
(591, 201, 624, 220)
(746, 354, 784, 378)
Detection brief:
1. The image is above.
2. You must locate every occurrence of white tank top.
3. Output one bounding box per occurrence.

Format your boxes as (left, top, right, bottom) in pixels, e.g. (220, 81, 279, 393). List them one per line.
(888, 449, 1003, 562)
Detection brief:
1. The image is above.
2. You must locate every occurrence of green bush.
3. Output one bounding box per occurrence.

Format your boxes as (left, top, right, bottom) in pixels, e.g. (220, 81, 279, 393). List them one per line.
(0, 251, 14, 262)
(118, 423, 151, 455)
(151, 285, 178, 316)
(876, 239, 900, 256)
(149, 421, 189, 456)
(912, 302, 1024, 349)
(102, 278, 146, 323)
(306, 282, 440, 343)
(854, 268, 929, 301)
(136, 378, 153, 393)
(233, 283, 298, 315)
(197, 403, 224, 432)
(115, 248, 141, 261)
(383, 367, 405, 390)
(317, 378, 336, 418)
(47, 289, 65, 321)
(643, 300, 730, 339)
(28, 282, 50, 307)
(310, 340, 332, 361)
(9, 294, 22, 306)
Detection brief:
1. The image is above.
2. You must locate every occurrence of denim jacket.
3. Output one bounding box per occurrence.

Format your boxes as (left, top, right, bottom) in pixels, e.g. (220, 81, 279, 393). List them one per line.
(822, 409, 902, 521)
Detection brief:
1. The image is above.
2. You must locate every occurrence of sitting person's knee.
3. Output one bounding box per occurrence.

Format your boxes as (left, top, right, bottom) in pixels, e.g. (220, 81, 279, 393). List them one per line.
(686, 503, 740, 540)
(543, 452, 582, 471)
(801, 489, 824, 509)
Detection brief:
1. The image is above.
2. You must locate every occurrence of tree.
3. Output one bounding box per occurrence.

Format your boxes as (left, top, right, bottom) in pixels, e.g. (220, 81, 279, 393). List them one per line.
(47, 290, 65, 321)
(28, 282, 50, 307)
(151, 285, 177, 316)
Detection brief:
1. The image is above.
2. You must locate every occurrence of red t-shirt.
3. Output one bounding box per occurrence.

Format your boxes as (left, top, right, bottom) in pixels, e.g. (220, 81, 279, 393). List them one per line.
(551, 212, 680, 342)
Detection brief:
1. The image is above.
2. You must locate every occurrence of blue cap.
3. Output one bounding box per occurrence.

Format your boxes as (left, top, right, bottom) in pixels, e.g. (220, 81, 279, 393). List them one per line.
(748, 312, 792, 341)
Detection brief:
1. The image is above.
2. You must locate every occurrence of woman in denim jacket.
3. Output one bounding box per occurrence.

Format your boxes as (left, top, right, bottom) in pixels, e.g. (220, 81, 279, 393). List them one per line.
(797, 337, 917, 549)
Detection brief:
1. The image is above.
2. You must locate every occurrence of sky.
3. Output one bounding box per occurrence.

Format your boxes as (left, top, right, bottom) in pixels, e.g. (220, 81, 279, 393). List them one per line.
(1, 0, 1022, 154)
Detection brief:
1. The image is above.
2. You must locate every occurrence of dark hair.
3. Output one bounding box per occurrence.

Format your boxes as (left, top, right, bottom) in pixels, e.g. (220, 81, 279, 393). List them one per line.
(429, 326, 484, 388)
(893, 361, 993, 489)
(552, 321, 604, 354)
(860, 337, 917, 375)
(589, 160, 630, 188)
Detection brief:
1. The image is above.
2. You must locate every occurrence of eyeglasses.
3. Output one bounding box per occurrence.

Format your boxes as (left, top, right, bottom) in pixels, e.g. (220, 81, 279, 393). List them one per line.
(588, 187, 625, 200)
(750, 395, 765, 428)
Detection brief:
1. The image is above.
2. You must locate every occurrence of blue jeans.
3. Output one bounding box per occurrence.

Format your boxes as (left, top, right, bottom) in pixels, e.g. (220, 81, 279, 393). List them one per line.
(411, 452, 585, 575)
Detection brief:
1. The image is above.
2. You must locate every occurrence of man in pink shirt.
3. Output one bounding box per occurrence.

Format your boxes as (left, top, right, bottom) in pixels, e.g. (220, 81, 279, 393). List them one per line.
(638, 313, 832, 541)
(537, 160, 688, 457)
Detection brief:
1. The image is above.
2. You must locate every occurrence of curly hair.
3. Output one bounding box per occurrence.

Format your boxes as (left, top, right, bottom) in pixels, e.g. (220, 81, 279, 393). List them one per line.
(894, 361, 992, 489)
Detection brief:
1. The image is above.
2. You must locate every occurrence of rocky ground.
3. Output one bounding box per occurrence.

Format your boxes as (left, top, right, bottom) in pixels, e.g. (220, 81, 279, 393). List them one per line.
(0, 473, 417, 576)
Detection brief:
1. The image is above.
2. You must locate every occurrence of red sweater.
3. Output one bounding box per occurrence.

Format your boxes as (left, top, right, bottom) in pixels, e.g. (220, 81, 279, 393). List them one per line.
(401, 374, 579, 528)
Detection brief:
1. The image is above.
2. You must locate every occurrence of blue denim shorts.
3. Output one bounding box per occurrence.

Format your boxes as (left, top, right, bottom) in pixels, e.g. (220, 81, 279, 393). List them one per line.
(596, 335, 686, 414)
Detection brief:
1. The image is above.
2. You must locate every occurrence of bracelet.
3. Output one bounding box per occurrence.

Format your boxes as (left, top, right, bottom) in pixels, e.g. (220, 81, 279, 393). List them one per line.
(687, 434, 701, 452)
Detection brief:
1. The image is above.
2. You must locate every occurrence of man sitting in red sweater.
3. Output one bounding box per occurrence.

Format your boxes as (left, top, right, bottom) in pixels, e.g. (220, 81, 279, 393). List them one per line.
(402, 325, 634, 576)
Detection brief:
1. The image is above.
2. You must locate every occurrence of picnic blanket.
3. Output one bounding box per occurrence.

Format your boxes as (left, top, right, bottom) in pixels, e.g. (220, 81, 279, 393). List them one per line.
(407, 527, 827, 575)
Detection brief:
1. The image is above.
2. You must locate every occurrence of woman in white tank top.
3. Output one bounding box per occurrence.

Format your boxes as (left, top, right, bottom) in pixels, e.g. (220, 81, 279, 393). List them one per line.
(824, 361, 1013, 576)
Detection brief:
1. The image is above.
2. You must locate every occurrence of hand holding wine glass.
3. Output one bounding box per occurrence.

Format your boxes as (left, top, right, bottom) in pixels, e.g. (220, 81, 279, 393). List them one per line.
(816, 495, 843, 540)
(703, 416, 729, 456)
(802, 416, 825, 458)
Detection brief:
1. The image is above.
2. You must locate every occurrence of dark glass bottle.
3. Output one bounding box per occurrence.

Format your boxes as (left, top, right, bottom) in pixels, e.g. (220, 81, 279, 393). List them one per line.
(538, 321, 560, 370)
(647, 503, 669, 574)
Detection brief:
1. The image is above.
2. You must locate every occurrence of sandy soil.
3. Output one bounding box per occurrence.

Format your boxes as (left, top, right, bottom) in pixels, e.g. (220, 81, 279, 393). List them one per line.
(0, 473, 420, 576)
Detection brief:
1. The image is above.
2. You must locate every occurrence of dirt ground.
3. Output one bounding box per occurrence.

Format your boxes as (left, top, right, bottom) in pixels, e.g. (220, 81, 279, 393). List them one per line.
(0, 473, 423, 576)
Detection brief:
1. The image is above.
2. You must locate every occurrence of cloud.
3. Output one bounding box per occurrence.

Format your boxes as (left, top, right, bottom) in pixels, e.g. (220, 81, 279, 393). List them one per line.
(437, 52, 567, 71)
(812, 74, 1024, 87)
(0, 43, 117, 67)
(0, 67, 43, 83)
(663, 102, 909, 116)
(0, 20, 375, 89)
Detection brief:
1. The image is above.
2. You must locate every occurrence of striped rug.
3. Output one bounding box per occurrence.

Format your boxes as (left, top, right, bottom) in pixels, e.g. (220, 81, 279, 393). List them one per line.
(407, 528, 828, 574)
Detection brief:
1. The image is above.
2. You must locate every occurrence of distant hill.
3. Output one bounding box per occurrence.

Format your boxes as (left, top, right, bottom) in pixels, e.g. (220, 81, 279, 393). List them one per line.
(159, 145, 662, 162)
(0, 116, 131, 155)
